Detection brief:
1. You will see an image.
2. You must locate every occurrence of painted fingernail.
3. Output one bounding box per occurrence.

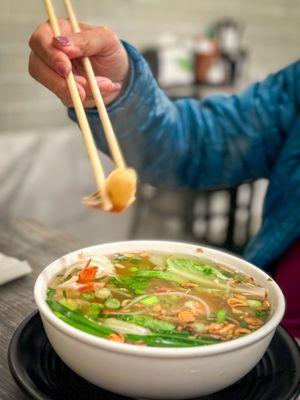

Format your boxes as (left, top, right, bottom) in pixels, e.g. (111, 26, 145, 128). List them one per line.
(56, 61, 68, 77)
(54, 36, 71, 46)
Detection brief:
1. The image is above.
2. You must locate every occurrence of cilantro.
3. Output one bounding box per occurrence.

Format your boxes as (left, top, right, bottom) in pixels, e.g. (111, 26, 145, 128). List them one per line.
(256, 310, 270, 320)
(113, 255, 129, 263)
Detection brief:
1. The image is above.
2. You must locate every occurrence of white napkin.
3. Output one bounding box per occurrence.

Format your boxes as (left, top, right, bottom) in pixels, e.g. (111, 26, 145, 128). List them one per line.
(0, 252, 32, 285)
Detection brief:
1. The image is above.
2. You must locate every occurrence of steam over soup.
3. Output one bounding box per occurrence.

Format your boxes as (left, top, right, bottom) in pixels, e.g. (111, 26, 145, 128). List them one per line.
(47, 252, 271, 347)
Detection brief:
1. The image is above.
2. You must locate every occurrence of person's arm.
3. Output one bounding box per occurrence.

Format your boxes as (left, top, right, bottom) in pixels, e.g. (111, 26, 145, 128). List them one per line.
(70, 42, 300, 189)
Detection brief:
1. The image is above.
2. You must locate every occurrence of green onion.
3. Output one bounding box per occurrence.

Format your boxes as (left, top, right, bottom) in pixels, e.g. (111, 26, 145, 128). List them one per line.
(116, 315, 175, 333)
(130, 267, 139, 272)
(134, 271, 176, 281)
(55, 312, 108, 338)
(47, 300, 113, 335)
(130, 257, 142, 264)
(87, 303, 104, 319)
(104, 298, 121, 309)
(113, 255, 129, 263)
(47, 288, 55, 299)
(108, 276, 127, 289)
(256, 310, 270, 319)
(58, 298, 78, 311)
(247, 300, 262, 310)
(216, 309, 227, 323)
(124, 333, 218, 347)
(103, 318, 151, 336)
(81, 292, 95, 301)
(140, 295, 159, 306)
(89, 303, 104, 311)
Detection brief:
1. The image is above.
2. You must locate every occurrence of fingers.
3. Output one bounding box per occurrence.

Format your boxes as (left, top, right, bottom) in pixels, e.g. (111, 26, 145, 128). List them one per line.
(29, 20, 72, 77)
(53, 26, 119, 59)
(28, 51, 86, 106)
(93, 77, 121, 93)
(29, 51, 121, 107)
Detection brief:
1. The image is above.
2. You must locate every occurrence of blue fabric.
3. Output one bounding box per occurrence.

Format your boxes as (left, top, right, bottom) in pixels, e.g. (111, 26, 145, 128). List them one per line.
(68, 42, 300, 270)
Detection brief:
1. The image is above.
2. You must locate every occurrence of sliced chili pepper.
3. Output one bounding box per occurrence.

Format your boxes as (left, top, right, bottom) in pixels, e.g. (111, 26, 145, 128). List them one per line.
(78, 283, 95, 292)
(77, 258, 98, 283)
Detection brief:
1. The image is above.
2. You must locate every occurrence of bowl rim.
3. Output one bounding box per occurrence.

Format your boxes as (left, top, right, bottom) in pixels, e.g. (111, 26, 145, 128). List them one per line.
(34, 240, 286, 359)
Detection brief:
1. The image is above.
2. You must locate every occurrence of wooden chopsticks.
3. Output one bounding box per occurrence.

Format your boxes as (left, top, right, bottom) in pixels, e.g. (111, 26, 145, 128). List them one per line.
(43, 0, 126, 210)
(63, 0, 126, 170)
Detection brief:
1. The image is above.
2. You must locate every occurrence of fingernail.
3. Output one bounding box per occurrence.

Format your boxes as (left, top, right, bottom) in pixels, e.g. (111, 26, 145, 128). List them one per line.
(113, 83, 121, 91)
(54, 36, 71, 46)
(56, 61, 68, 77)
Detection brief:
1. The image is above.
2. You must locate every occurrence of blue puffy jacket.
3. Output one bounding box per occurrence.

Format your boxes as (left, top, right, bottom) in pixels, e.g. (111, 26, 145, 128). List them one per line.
(69, 42, 300, 271)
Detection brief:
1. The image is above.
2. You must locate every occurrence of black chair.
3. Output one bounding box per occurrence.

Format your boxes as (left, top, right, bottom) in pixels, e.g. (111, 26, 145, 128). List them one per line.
(129, 182, 258, 255)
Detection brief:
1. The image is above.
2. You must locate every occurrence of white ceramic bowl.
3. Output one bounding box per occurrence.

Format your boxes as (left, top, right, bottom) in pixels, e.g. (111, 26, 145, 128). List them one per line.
(34, 241, 285, 399)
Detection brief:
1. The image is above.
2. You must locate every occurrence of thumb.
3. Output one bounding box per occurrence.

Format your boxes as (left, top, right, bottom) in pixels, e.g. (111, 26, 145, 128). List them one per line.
(52, 27, 118, 59)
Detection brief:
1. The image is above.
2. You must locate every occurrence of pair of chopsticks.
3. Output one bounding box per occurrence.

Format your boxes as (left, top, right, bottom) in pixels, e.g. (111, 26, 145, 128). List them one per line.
(44, 0, 125, 211)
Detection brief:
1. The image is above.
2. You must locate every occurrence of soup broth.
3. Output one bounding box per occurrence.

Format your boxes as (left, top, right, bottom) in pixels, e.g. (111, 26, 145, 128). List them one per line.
(47, 252, 271, 347)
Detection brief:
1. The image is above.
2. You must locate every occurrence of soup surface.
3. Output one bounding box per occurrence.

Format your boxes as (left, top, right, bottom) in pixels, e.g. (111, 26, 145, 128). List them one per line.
(47, 251, 271, 347)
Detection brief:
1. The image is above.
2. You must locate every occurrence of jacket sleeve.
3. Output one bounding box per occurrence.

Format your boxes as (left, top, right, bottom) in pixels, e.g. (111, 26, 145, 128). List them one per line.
(68, 42, 300, 190)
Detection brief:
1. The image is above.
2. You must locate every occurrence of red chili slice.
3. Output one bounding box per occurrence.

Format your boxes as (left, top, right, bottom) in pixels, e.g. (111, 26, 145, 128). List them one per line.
(78, 283, 95, 292)
(77, 258, 98, 283)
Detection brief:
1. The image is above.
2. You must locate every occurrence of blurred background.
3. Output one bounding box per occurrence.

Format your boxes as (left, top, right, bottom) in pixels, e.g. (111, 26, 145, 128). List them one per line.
(0, 0, 299, 254)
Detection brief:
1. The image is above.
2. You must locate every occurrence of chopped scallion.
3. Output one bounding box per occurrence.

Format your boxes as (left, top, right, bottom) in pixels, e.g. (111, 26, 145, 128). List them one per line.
(104, 298, 121, 309)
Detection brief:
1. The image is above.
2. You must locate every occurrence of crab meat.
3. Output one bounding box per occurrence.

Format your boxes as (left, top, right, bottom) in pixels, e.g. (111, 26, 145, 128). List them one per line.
(73, 254, 115, 278)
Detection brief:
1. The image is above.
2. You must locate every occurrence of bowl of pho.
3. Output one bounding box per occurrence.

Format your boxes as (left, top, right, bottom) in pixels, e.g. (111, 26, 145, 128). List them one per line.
(34, 240, 285, 399)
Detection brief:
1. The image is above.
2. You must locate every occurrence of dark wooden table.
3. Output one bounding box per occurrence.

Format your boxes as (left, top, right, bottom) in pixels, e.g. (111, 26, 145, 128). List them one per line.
(0, 219, 85, 400)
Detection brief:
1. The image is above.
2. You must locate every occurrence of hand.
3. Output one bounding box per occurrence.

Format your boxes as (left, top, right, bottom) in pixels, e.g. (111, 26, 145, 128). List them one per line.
(28, 19, 130, 107)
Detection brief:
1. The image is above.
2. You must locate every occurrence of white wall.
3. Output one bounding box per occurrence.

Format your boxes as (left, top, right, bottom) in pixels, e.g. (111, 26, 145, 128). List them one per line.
(0, 0, 299, 132)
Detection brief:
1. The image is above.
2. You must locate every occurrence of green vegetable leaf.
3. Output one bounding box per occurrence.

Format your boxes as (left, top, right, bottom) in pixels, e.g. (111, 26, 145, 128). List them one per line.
(216, 309, 227, 323)
(247, 300, 262, 310)
(167, 258, 229, 282)
(129, 257, 142, 264)
(113, 255, 129, 263)
(133, 270, 177, 281)
(108, 276, 127, 289)
(116, 314, 175, 333)
(59, 298, 78, 311)
(256, 310, 270, 320)
(125, 333, 218, 347)
(121, 270, 177, 295)
(140, 295, 159, 306)
(120, 275, 148, 294)
(47, 288, 55, 299)
(87, 303, 104, 319)
(47, 299, 114, 336)
(166, 258, 232, 291)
